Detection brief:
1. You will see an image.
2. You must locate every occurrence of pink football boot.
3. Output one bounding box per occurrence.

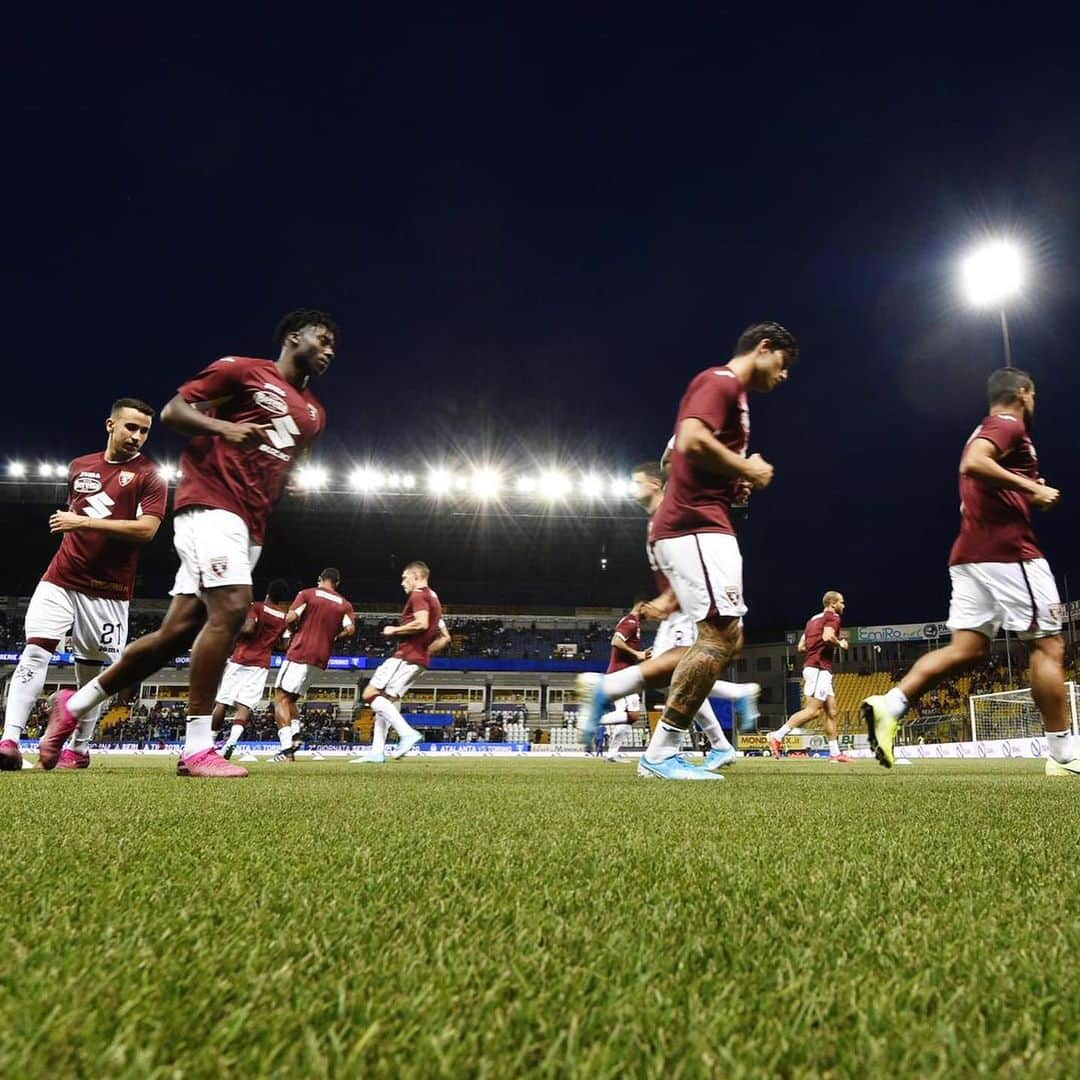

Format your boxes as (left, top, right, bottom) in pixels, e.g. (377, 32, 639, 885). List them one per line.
(57, 748, 90, 770)
(0, 739, 23, 771)
(38, 690, 79, 770)
(178, 747, 248, 778)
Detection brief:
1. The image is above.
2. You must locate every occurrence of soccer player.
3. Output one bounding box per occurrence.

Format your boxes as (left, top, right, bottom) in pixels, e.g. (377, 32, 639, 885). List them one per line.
(863, 368, 1072, 773)
(642, 321, 798, 780)
(352, 561, 451, 764)
(598, 609, 651, 762)
(272, 568, 356, 761)
(39, 309, 337, 777)
(211, 578, 290, 760)
(768, 592, 850, 761)
(0, 400, 165, 772)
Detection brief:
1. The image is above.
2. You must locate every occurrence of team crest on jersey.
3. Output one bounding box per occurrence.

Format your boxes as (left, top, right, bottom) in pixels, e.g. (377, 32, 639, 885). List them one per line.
(254, 389, 289, 416)
(210, 555, 229, 577)
(118, 470, 135, 487)
(725, 585, 741, 605)
(307, 403, 319, 422)
(73, 473, 102, 495)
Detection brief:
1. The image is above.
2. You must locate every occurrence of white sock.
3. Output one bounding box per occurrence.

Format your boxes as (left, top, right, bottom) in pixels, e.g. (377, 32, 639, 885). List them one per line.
(2, 643, 52, 742)
(829, 739, 841, 756)
(883, 687, 909, 719)
(68, 676, 108, 718)
(601, 666, 645, 699)
(183, 716, 214, 757)
(694, 699, 732, 750)
(278, 726, 293, 750)
(644, 720, 687, 764)
(601, 709, 627, 726)
(710, 680, 756, 699)
(773, 721, 793, 739)
(1046, 729, 1076, 764)
(69, 661, 105, 753)
(371, 712, 388, 755)
(290, 719, 301, 737)
(607, 723, 631, 755)
(224, 723, 245, 749)
(372, 696, 418, 741)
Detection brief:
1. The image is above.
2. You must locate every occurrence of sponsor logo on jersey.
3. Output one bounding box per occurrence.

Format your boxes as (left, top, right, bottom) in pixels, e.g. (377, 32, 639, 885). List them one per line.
(210, 556, 229, 577)
(73, 473, 102, 495)
(119, 470, 135, 487)
(254, 390, 289, 416)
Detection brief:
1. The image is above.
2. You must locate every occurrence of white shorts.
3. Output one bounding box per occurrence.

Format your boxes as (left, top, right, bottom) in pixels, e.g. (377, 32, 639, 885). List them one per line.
(275, 660, 314, 697)
(171, 508, 263, 597)
(947, 559, 1062, 641)
(803, 667, 834, 702)
(216, 659, 270, 710)
(612, 693, 643, 715)
(25, 580, 128, 663)
(652, 611, 698, 656)
(651, 533, 746, 622)
(368, 657, 423, 700)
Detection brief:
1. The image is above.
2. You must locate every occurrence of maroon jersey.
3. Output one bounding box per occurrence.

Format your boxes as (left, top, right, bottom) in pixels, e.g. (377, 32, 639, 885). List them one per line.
(394, 586, 444, 668)
(173, 357, 326, 544)
(949, 414, 1044, 566)
(286, 587, 355, 669)
(42, 451, 167, 601)
(803, 610, 841, 672)
(231, 601, 287, 668)
(650, 364, 749, 541)
(607, 612, 643, 673)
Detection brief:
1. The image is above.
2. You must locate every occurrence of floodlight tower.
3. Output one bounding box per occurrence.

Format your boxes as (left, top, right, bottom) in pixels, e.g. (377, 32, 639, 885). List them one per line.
(959, 239, 1025, 369)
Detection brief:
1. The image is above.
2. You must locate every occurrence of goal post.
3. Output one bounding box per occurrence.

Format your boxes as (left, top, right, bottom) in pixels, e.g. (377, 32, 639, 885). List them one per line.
(968, 682, 1078, 742)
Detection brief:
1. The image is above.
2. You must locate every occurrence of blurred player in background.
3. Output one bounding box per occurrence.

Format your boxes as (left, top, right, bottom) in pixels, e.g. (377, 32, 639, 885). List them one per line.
(0, 399, 165, 772)
(862, 368, 1072, 773)
(768, 592, 850, 761)
(39, 309, 336, 778)
(352, 561, 450, 765)
(598, 608, 651, 762)
(210, 578, 290, 760)
(272, 569, 355, 762)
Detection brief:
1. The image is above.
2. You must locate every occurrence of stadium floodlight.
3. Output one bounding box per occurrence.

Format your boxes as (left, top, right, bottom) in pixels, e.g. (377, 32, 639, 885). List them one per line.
(37, 463, 55, 478)
(157, 464, 179, 483)
(401, 473, 416, 489)
(515, 475, 537, 495)
(609, 476, 632, 498)
(8, 462, 26, 478)
(538, 470, 573, 501)
(349, 466, 382, 492)
(427, 468, 454, 496)
(959, 238, 1026, 368)
(579, 473, 606, 498)
(470, 468, 502, 500)
(296, 464, 329, 490)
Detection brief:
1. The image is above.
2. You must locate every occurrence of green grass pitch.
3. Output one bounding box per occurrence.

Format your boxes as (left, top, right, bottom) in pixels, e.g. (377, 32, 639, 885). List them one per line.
(2, 755, 1078, 1077)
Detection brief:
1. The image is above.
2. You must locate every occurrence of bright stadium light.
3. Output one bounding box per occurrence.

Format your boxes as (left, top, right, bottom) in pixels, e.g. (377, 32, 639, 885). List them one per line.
(539, 470, 572, 501)
(296, 465, 328, 490)
(470, 468, 502, 500)
(349, 466, 383, 492)
(515, 475, 537, 495)
(8, 462, 26, 479)
(579, 473, 606, 498)
(157, 464, 179, 483)
(427, 468, 454, 496)
(38, 463, 55, 478)
(959, 238, 1026, 368)
(609, 476, 632, 498)
(401, 473, 416, 489)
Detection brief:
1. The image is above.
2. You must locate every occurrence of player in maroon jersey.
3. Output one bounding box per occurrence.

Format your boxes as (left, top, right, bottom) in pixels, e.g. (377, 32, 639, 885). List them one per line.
(272, 569, 356, 761)
(641, 321, 798, 780)
(210, 578, 290, 760)
(352, 561, 451, 764)
(40, 309, 338, 778)
(768, 592, 850, 761)
(597, 610, 651, 761)
(863, 368, 1072, 772)
(0, 399, 165, 772)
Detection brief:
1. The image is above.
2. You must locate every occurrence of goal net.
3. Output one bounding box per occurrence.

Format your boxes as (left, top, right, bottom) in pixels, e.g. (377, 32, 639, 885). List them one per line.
(969, 682, 1078, 742)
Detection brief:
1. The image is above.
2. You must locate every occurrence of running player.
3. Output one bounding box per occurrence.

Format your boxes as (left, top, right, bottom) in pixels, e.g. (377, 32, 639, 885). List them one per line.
(39, 309, 337, 777)
(768, 592, 850, 761)
(211, 578, 290, 760)
(273, 569, 355, 761)
(598, 609, 650, 762)
(352, 561, 451, 764)
(863, 368, 1073, 773)
(643, 321, 798, 780)
(0, 399, 165, 772)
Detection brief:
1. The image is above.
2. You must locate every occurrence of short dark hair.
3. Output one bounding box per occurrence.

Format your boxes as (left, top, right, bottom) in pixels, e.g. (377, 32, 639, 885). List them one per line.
(111, 397, 155, 418)
(632, 461, 664, 483)
(987, 367, 1033, 407)
(318, 567, 341, 586)
(273, 309, 340, 349)
(405, 560, 430, 579)
(734, 321, 799, 364)
(266, 578, 291, 603)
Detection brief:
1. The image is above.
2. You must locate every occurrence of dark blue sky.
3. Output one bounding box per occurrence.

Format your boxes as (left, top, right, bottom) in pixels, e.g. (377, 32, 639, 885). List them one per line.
(7, 11, 1079, 627)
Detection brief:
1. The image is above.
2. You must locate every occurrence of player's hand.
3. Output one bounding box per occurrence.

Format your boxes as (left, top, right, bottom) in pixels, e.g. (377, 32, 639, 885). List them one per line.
(220, 421, 273, 447)
(839, 638, 849, 650)
(642, 648, 653, 660)
(382, 626, 396, 637)
(1031, 483, 1061, 510)
(742, 453, 774, 489)
(49, 510, 85, 533)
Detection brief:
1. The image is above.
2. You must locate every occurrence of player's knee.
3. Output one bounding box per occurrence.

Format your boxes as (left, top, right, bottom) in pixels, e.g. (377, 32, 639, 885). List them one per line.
(1030, 634, 1064, 665)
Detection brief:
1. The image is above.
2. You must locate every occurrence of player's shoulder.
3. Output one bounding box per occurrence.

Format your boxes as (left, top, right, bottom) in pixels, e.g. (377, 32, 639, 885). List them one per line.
(130, 451, 160, 474)
(219, 355, 272, 370)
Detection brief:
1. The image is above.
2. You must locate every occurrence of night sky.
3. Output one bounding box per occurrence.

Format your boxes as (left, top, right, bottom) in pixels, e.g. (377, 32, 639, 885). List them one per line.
(7, 12, 1080, 630)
